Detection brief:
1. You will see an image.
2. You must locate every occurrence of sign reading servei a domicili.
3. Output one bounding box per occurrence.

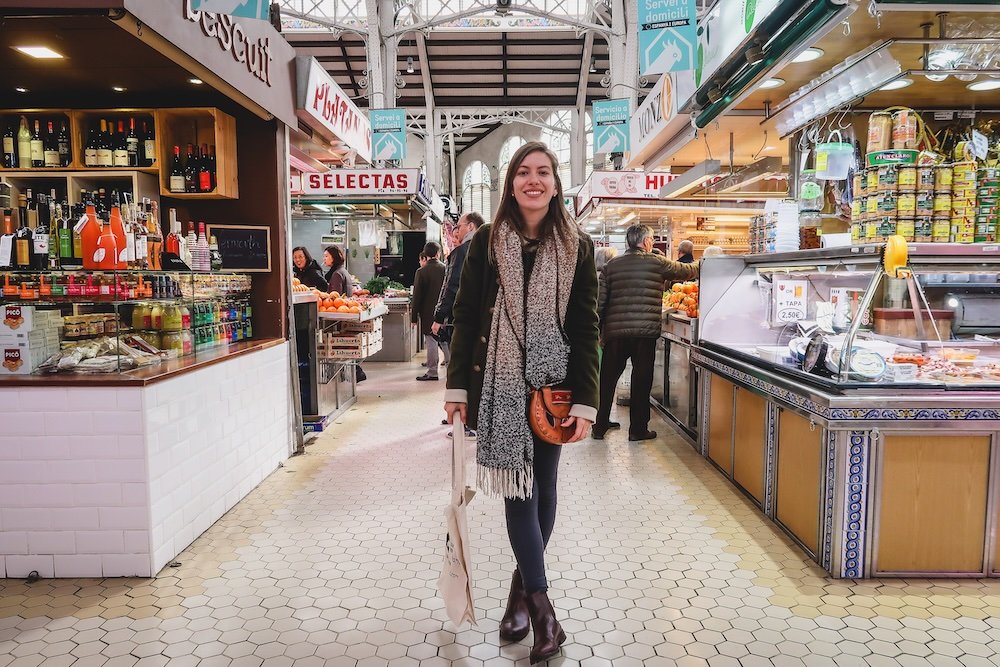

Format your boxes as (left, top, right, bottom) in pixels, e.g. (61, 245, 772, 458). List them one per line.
(296, 56, 373, 164)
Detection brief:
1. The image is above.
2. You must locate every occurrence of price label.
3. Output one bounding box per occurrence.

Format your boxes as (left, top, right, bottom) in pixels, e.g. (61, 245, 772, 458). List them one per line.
(959, 110, 977, 120)
(934, 111, 955, 121)
(0, 235, 12, 266)
(971, 130, 989, 160)
(773, 279, 808, 323)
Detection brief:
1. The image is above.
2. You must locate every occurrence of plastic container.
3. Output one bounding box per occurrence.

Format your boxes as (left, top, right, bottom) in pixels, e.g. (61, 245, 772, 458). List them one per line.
(815, 131, 854, 181)
(798, 170, 824, 212)
(873, 308, 953, 340)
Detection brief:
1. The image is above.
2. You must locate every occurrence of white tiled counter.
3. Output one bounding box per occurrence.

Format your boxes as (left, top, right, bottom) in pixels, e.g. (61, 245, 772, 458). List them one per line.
(0, 341, 292, 578)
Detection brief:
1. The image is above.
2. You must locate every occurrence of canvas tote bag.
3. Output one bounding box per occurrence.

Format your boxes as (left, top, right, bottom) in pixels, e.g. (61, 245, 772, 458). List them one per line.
(438, 418, 477, 627)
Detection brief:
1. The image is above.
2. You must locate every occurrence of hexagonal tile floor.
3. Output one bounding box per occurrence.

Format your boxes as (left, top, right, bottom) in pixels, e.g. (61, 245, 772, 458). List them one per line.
(3, 360, 1000, 666)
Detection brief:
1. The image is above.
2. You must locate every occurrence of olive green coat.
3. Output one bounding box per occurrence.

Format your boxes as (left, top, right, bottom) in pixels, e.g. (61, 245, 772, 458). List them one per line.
(444, 224, 601, 430)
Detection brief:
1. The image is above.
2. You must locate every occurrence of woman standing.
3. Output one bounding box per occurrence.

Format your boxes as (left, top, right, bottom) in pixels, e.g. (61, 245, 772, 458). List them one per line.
(323, 245, 353, 296)
(292, 247, 328, 290)
(444, 142, 599, 663)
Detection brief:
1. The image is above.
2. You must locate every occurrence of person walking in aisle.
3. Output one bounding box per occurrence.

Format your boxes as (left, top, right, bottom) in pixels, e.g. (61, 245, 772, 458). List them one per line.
(323, 245, 353, 296)
(292, 247, 328, 290)
(432, 211, 486, 361)
(445, 142, 599, 664)
(412, 242, 446, 381)
(593, 223, 698, 441)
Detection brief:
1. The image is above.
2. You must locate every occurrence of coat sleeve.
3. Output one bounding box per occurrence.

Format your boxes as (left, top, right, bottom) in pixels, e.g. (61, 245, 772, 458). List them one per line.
(410, 268, 423, 324)
(661, 257, 700, 284)
(434, 242, 467, 324)
(445, 227, 489, 404)
(564, 237, 600, 423)
(597, 266, 609, 328)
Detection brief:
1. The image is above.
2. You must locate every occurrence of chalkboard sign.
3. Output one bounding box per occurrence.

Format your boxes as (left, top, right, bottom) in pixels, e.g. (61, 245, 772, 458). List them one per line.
(206, 224, 271, 272)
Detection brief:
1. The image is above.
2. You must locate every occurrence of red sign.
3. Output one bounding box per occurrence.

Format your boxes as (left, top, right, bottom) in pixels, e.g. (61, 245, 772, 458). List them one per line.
(297, 57, 372, 163)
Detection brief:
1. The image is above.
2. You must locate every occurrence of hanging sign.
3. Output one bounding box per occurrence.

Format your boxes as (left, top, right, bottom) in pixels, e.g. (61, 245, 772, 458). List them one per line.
(301, 169, 420, 196)
(626, 71, 696, 168)
(190, 0, 270, 20)
(576, 170, 677, 215)
(296, 56, 372, 164)
(593, 99, 631, 155)
(638, 0, 697, 76)
(694, 0, 782, 88)
(370, 109, 408, 161)
(290, 173, 302, 195)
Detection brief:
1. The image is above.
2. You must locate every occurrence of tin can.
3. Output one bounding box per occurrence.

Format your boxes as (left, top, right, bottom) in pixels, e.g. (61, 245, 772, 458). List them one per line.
(952, 186, 977, 202)
(915, 191, 934, 216)
(891, 110, 918, 150)
(917, 166, 935, 191)
(977, 167, 1000, 181)
(864, 219, 879, 241)
(866, 166, 880, 192)
(935, 165, 953, 190)
(953, 233, 975, 244)
(851, 222, 862, 243)
(897, 191, 916, 215)
(866, 195, 880, 216)
(977, 203, 998, 217)
(897, 166, 917, 189)
(878, 191, 898, 214)
(953, 161, 977, 185)
(877, 165, 899, 192)
(852, 172, 865, 198)
(896, 218, 915, 242)
(868, 112, 893, 152)
(975, 222, 995, 242)
(952, 203, 974, 219)
(932, 217, 951, 242)
(933, 193, 952, 214)
(914, 216, 933, 243)
(851, 198, 863, 221)
(876, 216, 897, 239)
(978, 186, 1000, 199)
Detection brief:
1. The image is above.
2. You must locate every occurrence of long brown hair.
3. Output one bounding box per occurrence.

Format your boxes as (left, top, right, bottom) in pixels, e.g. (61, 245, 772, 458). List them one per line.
(490, 141, 578, 257)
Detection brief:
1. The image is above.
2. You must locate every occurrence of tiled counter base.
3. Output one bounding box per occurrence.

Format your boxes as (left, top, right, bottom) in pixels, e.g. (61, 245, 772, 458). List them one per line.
(0, 342, 292, 578)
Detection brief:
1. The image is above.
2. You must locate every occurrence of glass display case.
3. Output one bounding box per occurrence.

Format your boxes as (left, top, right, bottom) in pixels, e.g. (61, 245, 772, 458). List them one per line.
(698, 244, 1000, 391)
(0, 269, 253, 376)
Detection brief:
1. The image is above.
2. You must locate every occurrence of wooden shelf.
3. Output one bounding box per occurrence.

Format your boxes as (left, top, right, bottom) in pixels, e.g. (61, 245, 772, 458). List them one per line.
(157, 108, 237, 200)
(0, 167, 158, 175)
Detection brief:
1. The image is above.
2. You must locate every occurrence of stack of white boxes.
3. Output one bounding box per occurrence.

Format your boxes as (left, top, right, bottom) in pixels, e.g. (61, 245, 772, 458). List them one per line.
(0, 305, 62, 375)
(319, 316, 384, 359)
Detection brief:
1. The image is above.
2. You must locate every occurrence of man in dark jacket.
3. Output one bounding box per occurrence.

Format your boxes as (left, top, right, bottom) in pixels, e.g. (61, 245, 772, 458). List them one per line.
(594, 223, 698, 441)
(412, 242, 447, 381)
(431, 212, 486, 358)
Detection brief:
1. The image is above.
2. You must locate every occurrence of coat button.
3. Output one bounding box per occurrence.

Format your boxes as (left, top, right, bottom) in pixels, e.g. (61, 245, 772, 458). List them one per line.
(489, 306, 495, 314)
(473, 365, 481, 372)
(480, 336, 487, 343)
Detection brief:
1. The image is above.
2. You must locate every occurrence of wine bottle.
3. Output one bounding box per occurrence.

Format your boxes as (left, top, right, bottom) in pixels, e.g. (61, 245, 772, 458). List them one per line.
(184, 144, 197, 193)
(209, 235, 222, 272)
(84, 124, 98, 167)
(143, 121, 156, 167)
(126, 118, 139, 167)
(71, 203, 85, 268)
(2, 124, 15, 168)
(96, 119, 113, 167)
(132, 202, 148, 270)
(14, 209, 32, 268)
(30, 119, 44, 167)
(0, 210, 14, 269)
(16, 116, 31, 169)
(208, 145, 217, 190)
(113, 120, 129, 167)
(32, 191, 49, 270)
(198, 143, 212, 192)
(57, 202, 76, 268)
(58, 120, 71, 166)
(47, 199, 59, 269)
(43, 121, 60, 168)
(165, 207, 181, 254)
(169, 145, 185, 193)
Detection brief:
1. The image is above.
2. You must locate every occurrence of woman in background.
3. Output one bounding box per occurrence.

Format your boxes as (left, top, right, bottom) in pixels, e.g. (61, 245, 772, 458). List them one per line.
(292, 247, 328, 290)
(323, 245, 353, 296)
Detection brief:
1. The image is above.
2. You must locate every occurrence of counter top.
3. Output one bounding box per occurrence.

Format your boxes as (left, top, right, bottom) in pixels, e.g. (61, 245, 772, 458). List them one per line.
(0, 338, 285, 388)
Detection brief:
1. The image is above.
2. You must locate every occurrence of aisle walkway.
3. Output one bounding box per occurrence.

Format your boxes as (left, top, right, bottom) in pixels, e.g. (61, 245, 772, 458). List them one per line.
(3, 360, 1000, 667)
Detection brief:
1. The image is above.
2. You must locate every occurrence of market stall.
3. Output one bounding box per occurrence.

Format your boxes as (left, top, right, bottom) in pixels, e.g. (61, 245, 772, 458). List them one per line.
(0, 1, 297, 578)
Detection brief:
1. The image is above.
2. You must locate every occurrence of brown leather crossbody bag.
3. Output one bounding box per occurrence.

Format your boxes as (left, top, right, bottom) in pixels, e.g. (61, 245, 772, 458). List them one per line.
(528, 386, 575, 445)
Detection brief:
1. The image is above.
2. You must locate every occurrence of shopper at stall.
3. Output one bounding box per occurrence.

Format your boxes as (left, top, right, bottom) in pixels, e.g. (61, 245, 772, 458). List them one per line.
(677, 239, 695, 263)
(595, 246, 618, 277)
(413, 242, 447, 381)
(445, 142, 598, 664)
(292, 247, 328, 290)
(432, 212, 486, 340)
(323, 245, 353, 296)
(594, 223, 698, 441)
(703, 245, 725, 257)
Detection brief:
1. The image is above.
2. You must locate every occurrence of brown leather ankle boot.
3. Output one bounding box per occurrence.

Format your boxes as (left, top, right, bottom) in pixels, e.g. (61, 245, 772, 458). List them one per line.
(525, 589, 566, 664)
(499, 569, 530, 641)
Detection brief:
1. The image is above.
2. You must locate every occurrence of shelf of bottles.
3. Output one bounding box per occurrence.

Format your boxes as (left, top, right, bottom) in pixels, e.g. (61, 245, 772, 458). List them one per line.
(1, 108, 235, 199)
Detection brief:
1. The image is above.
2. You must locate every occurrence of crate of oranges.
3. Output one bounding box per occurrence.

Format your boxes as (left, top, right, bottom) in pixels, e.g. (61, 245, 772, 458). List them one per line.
(663, 281, 699, 318)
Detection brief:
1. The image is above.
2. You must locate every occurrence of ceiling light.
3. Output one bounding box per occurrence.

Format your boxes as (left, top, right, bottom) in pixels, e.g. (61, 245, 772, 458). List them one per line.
(112, 86, 127, 92)
(759, 78, 785, 89)
(955, 72, 977, 82)
(189, 78, 203, 85)
(925, 73, 948, 82)
(764, 146, 776, 151)
(792, 48, 823, 63)
(879, 78, 913, 91)
(15, 87, 27, 93)
(406, 56, 414, 74)
(13, 45, 64, 59)
(968, 80, 1000, 92)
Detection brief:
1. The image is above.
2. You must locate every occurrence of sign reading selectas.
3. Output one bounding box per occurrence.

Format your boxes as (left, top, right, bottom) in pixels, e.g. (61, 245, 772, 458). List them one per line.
(296, 56, 372, 164)
(639, 0, 697, 76)
(190, 0, 270, 20)
(593, 99, 631, 155)
(302, 169, 420, 196)
(370, 109, 407, 161)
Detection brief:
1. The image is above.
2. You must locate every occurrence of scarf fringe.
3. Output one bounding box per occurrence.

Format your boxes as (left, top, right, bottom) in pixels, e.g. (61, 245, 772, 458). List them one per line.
(477, 464, 534, 500)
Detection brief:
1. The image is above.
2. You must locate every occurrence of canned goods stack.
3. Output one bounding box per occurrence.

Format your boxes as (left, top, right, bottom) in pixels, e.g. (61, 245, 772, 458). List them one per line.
(950, 162, 977, 243)
(978, 167, 1000, 243)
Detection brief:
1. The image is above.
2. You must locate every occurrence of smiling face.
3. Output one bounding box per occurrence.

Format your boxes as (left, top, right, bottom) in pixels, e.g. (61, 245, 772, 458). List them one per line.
(512, 150, 557, 222)
(292, 249, 307, 269)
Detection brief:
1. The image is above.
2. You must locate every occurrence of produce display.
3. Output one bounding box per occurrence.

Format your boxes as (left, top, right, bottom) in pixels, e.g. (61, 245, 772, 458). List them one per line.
(291, 279, 382, 315)
(663, 281, 699, 318)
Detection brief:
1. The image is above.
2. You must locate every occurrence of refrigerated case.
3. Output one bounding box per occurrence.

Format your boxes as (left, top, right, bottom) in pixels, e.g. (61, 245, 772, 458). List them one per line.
(652, 312, 700, 441)
(693, 244, 1000, 579)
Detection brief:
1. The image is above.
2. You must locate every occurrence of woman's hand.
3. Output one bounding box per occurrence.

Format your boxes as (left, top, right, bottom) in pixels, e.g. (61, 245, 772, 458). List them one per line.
(445, 402, 468, 425)
(561, 416, 593, 444)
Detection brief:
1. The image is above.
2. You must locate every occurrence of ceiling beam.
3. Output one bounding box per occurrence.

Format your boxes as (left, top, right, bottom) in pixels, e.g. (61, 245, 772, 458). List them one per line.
(426, 37, 585, 47)
(339, 41, 361, 97)
(397, 96, 580, 106)
(430, 81, 578, 89)
(456, 123, 502, 155)
(415, 32, 435, 111)
(430, 67, 580, 76)
(501, 32, 509, 98)
(433, 53, 582, 62)
(576, 32, 594, 111)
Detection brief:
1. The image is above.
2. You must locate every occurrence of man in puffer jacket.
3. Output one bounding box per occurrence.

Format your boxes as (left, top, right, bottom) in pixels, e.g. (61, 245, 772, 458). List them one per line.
(594, 223, 698, 441)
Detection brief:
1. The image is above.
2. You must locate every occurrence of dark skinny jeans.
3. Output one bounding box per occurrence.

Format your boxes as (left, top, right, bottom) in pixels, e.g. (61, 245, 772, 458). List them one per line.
(504, 438, 562, 593)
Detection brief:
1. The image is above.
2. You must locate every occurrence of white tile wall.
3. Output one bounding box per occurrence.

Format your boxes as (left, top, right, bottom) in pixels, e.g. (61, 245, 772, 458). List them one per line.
(0, 342, 292, 579)
(145, 342, 291, 575)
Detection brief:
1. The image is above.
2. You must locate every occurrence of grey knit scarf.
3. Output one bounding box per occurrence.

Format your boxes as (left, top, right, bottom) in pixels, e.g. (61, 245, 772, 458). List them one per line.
(477, 219, 578, 499)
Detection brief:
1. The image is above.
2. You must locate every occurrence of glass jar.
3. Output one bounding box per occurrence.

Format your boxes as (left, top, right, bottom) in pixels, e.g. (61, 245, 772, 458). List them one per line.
(160, 331, 184, 353)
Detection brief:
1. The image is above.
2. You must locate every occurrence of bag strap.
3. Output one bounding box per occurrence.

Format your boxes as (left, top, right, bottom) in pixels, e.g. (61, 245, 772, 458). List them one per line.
(452, 416, 466, 498)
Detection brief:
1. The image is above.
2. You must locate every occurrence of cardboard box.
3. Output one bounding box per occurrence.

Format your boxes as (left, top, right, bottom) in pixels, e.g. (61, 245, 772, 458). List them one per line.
(0, 305, 62, 334)
(303, 414, 330, 433)
(0, 340, 55, 375)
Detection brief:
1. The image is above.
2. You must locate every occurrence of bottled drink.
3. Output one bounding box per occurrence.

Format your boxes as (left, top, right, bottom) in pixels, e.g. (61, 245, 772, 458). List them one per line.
(165, 208, 181, 255)
(145, 199, 162, 270)
(96, 120, 113, 167)
(132, 203, 148, 270)
(30, 119, 44, 167)
(169, 146, 185, 193)
(31, 192, 49, 270)
(208, 145, 217, 190)
(209, 235, 222, 271)
(142, 121, 156, 167)
(126, 118, 140, 167)
(84, 125, 98, 167)
(113, 121, 129, 167)
(109, 206, 129, 269)
(2, 124, 15, 168)
(71, 203, 85, 267)
(184, 144, 198, 193)
(47, 198, 59, 269)
(14, 212, 32, 268)
(198, 143, 212, 192)
(195, 222, 210, 272)
(58, 120, 71, 166)
(24, 188, 37, 229)
(16, 116, 31, 169)
(57, 202, 76, 268)
(184, 221, 196, 268)
(77, 204, 102, 270)
(95, 213, 120, 271)
(43, 121, 60, 168)
(0, 210, 14, 268)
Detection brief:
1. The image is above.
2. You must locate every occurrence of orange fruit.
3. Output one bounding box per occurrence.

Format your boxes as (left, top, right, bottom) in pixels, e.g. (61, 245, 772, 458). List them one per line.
(292, 277, 301, 286)
(349, 305, 361, 313)
(333, 297, 346, 308)
(318, 291, 329, 299)
(337, 305, 350, 312)
(671, 284, 683, 292)
(330, 291, 340, 299)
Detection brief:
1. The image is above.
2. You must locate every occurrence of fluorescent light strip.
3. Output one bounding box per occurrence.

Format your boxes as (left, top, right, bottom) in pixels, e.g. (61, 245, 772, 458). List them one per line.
(14, 46, 64, 59)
